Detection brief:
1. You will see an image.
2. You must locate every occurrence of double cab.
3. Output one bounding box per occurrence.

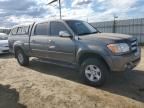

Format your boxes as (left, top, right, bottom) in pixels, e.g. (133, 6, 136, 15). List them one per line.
(8, 20, 141, 86)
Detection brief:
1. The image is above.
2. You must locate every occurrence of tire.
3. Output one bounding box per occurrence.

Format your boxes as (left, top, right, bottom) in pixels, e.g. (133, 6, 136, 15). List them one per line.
(15, 49, 29, 66)
(80, 58, 109, 86)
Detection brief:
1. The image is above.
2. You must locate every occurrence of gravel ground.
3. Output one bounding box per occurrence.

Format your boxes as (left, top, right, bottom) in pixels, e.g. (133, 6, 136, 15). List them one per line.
(0, 48, 144, 108)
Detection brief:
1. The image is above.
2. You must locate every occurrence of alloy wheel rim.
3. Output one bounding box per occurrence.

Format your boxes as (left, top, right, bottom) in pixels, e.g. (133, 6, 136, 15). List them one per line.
(18, 53, 24, 63)
(85, 65, 102, 82)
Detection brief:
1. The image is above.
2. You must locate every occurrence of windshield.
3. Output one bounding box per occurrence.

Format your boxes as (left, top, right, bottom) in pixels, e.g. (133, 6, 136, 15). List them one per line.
(66, 20, 98, 36)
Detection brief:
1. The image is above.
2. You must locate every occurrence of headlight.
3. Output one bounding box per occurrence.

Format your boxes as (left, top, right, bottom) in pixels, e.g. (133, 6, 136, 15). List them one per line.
(107, 43, 130, 54)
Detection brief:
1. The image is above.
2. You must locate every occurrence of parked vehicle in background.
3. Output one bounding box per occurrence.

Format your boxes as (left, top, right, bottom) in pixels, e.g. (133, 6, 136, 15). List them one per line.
(8, 20, 141, 86)
(0, 27, 11, 35)
(0, 33, 9, 54)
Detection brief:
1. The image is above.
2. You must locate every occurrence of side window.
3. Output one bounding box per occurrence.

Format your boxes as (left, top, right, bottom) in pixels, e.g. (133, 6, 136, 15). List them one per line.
(34, 23, 49, 35)
(17, 27, 22, 35)
(17, 26, 29, 35)
(11, 28, 18, 35)
(50, 22, 69, 36)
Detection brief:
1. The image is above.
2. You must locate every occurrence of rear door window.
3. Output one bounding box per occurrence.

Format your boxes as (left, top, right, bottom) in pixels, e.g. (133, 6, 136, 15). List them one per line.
(11, 28, 18, 35)
(17, 26, 29, 35)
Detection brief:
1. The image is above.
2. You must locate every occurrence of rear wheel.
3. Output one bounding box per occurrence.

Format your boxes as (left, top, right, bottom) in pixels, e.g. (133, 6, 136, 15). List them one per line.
(15, 49, 29, 66)
(80, 58, 109, 86)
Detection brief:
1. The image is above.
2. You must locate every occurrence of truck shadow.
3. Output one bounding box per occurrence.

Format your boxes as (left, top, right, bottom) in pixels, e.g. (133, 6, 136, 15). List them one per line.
(28, 59, 144, 103)
(101, 70, 144, 102)
(0, 53, 13, 59)
(0, 84, 26, 108)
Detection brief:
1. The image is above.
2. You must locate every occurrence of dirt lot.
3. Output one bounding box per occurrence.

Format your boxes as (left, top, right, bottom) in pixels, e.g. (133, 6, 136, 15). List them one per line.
(0, 48, 144, 108)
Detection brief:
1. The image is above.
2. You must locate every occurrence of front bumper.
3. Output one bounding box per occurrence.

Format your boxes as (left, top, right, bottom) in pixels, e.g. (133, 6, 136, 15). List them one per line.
(0, 47, 9, 54)
(109, 47, 141, 72)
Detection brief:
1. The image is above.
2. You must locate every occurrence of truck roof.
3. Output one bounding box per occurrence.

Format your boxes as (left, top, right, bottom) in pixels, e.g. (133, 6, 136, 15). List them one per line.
(12, 19, 84, 29)
(34, 19, 84, 24)
(39, 19, 83, 22)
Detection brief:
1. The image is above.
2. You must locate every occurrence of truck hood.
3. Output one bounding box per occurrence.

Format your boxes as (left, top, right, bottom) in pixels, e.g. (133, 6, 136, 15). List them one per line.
(79, 33, 133, 43)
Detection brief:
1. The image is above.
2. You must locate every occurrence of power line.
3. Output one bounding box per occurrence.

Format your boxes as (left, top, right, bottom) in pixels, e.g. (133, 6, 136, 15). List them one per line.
(47, 0, 62, 19)
(48, 0, 58, 4)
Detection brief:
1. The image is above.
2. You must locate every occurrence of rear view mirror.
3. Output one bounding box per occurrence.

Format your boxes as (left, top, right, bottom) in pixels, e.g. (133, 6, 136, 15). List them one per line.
(59, 31, 72, 38)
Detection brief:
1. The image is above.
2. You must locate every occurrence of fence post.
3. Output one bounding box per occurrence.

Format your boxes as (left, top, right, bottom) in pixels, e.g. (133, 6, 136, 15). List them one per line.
(113, 16, 118, 33)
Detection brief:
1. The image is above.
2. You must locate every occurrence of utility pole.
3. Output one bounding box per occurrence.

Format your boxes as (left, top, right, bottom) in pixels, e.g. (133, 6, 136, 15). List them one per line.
(113, 15, 118, 33)
(59, 0, 62, 19)
(48, 0, 62, 19)
(86, 17, 88, 22)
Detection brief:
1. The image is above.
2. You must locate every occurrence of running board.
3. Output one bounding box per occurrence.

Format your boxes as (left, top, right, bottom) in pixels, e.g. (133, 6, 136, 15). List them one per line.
(33, 58, 77, 69)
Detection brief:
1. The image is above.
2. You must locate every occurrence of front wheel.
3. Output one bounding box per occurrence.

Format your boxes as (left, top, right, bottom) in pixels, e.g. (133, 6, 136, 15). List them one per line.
(80, 58, 109, 86)
(15, 49, 29, 66)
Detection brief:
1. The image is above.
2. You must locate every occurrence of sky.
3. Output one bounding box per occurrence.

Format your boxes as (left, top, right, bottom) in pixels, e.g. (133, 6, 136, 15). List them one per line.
(0, 0, 144, 28)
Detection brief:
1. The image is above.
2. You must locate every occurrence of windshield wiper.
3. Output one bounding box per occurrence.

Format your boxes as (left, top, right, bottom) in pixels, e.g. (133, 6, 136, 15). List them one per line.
(78, 31, 100, 35)
(78, 32, 91, 35)
(89, 30, 101, 34)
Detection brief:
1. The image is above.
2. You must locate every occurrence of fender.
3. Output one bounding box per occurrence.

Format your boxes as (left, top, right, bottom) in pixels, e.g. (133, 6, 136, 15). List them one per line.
(13, 41, 28, 56)
(76, 47, 113, 70)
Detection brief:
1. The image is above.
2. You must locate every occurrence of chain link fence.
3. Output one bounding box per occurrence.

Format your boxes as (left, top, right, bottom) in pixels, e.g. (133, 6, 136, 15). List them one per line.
(91, 18, 144, 44)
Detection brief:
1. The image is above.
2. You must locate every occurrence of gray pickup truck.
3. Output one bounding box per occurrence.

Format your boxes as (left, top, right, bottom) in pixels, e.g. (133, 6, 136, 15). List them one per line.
(8, 20, 141, 86)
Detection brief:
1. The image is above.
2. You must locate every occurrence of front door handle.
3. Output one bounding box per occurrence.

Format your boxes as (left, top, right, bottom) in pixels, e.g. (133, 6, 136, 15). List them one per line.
(48, 40, 55, 44)
(48, 40, 52, 43)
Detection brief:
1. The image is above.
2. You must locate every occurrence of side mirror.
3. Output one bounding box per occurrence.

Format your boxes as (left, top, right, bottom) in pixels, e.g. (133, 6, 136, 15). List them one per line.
(59, 31, 72, 38)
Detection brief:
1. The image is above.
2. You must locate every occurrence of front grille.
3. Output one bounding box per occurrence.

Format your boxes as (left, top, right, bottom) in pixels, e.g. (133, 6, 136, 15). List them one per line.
(3, 46, 9, 48)
(2, 45, 8, 47)
(2, 50, 9, 53)
(130, 39, 138, 53)
(4, 45, 8, 47)
(0, 44, 8, 47)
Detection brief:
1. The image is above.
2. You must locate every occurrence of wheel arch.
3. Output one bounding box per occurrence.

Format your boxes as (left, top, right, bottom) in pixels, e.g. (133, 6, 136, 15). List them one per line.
(78, 52, 111, 71)
(14, 45, 24, 58)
